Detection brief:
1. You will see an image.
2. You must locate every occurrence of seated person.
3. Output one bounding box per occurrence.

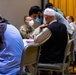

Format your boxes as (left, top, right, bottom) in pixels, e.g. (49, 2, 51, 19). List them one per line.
(19, 15, 34, 39)
(66, 16, 75, 34)
(33, 8, 68, 63)
(27, 8, 68, 75)
(0, 16, 26, 75)
(31, 8, 68, 75)
(66, 16, 76, 63)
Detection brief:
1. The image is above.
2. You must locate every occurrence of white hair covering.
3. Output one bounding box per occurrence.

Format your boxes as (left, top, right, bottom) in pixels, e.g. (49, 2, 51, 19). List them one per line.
(44, 8, 55, 16)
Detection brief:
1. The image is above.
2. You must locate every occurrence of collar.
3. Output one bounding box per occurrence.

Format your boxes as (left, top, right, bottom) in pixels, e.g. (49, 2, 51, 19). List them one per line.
(49, 20, 57, 25)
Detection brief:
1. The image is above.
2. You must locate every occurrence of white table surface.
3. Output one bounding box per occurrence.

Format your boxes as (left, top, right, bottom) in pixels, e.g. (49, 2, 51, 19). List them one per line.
(23, 39, 34, 46)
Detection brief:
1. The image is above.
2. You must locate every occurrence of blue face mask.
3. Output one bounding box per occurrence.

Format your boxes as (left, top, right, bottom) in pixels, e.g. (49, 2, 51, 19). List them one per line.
(35, 17, 42, 23)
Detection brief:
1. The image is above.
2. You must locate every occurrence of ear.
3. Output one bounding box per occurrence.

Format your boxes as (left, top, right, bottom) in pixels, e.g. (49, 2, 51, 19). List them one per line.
(24, 20, 28, 25)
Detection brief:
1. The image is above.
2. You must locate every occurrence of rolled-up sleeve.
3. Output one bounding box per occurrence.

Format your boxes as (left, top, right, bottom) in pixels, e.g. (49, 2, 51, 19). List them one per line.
(34, 28, 52, 45)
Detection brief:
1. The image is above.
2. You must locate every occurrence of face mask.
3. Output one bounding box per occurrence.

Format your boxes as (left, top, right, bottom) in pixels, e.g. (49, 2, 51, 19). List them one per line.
(35, 17, 42, 23)
(29, 20, 34, 26)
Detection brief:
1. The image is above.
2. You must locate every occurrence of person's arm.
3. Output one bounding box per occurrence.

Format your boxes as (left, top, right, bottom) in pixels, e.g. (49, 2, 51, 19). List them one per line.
(19, 26, 27, 38)
(34, 27, 52, 45)
(55, 12, 73, 35)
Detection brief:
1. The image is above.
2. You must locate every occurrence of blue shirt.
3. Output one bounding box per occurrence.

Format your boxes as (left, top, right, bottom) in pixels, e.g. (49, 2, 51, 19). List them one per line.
(0, 24, 24, 75)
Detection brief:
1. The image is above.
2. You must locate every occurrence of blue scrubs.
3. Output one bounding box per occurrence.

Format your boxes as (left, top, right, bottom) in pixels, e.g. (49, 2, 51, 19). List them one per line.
(0, 24, 24, 75)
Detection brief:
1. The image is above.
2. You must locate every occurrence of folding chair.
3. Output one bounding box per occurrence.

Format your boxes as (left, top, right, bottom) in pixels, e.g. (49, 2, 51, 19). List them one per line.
(69, 39, 76, 74)
(19, 43, 40, 75)
(38, 39, 74, 75)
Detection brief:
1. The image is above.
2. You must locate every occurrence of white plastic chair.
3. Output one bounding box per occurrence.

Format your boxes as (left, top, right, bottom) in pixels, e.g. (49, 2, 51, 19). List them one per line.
(19, 43, 40, 75)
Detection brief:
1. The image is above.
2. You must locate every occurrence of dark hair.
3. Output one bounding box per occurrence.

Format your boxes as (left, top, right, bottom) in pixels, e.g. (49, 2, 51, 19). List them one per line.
(29, 6, 42, 16)
(0, 16, 10, 24)
(45, 3, 54, 9)
(0, 23, 7, 44)
(69, 16, 74, 22)
(0, 23, 7, 50)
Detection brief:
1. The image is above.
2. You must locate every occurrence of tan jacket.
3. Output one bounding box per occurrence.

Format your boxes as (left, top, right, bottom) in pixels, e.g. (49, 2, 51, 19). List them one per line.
(19, 24, 34, 39)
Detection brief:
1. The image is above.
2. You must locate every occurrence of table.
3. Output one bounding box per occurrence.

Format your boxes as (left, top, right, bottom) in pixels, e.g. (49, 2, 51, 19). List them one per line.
(23, 39, 34, 46)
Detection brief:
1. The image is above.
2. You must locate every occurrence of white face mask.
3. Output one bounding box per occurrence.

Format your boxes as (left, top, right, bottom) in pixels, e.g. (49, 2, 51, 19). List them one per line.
(29, 20, 34, 26)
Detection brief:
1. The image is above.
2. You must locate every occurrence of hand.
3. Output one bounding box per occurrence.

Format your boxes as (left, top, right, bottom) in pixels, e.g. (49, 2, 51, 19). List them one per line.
(40, 24, 48, 28)
(27, 34, 33, 39)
